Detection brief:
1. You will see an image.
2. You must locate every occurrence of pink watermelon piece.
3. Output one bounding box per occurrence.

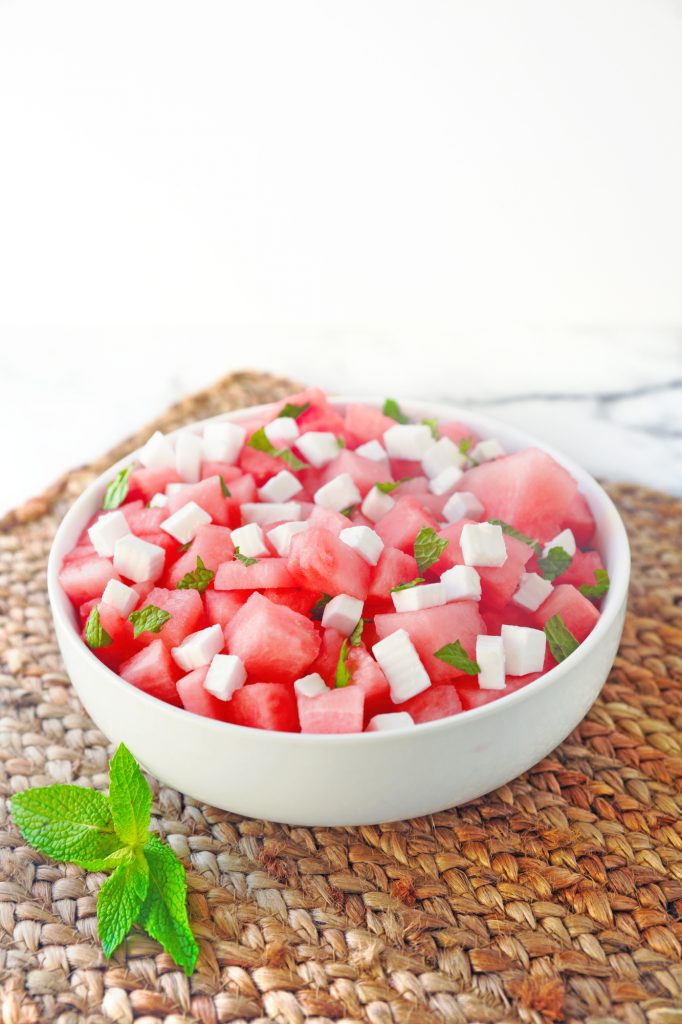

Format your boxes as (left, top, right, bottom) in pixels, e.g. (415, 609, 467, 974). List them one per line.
(374, 496, 439, 554)
(401, 684, 462, 724)
(238, 445, 286, 484)
(176, 665, 232, 721)
(388, 458, 424, 481)
(561, 491, 596, 546)
(346, 645, 391, 719)
(433, 520, 533, 608)
(59, 557, 120, 606)
(375, 601, 485, 683)
(214, 558, 294, 590)
(481, 603, 537, 635)
(226, 473, 258, 504)
(395, 477, 429, 495)
(127, 467, 182, 503)
(559, 549, 605, 590)
(131, 580, 155, 606)
(305, 505, 351, 537)
(309, 627, 346, 685)
(119, 639, 181, 706)
(368, 547, 420, 600)
(204, 589, 249, 628)
(287, 527, 371, 600)
(318, 451, 392, 497)
(456, 675, 533, 711)
(277, 386, 347, 437)
(63, 543, 97, 564)
(344, 403, 396, 445)
(298, 685, 365, 734)
(229, 681, 299, 731)
(166, 476, 229, 526)
(136, 586, 204, 649)
(263, 588, 319, 617)
(532, 583, 600, 643)
(439, 421, 478, 446)
(121, 503, 168, 536)
(165, 524, 235, 588)
(225, 592, 320, 683)
(87, 602, 138, 669)
(460, 448, 578, 540)
(200, 462, 243, 483)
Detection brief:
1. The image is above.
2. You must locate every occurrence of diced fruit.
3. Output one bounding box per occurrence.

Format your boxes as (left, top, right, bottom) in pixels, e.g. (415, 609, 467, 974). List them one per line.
(318, 451, 391, 497)
(59, 557, 120, 606)
(562, 491, 596, 546)
(205, 589, 250, 628)
(374, 496, 439, 553)
(214, 558, 295, 590)
(344, 403, 396, 444)
(84, 602, 138, 669)
(166, 476, 229, 526)
(136, 586, 204, 649)
(368, 547, 420, 601)
(346, 645, 391, 719)
(455, 675, 532, 711)
(229, 682, 299, 731)
(298, 686, 365, 733)
(121, 504, 168, 535)
(165, 524, 235, 587)
(434, 521, 533, 609)
(176, 666, 232, 721)
(288, 527, 371, 600)
(401, 684, 462, 724)
(532, 583, 600, 642)
(559, 549, 605, 590)
(225, 592, 320, 683)
(119, 639, 181, 705)
(263, 588, 319, 617)
(375, 602, 485, 683)
(309, 627, 346, 686)
(128, 467, 182, 503)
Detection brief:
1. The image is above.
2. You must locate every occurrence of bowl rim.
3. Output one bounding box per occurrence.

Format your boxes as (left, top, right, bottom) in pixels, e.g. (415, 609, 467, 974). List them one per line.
(48, 394, 631, 746)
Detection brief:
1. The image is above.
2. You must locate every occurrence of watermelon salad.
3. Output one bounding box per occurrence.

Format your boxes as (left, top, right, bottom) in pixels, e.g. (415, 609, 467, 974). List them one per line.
(59, 388, 609, 735)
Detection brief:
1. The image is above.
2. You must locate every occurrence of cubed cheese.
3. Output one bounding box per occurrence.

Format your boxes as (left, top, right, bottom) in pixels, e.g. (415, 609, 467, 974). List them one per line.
(313, 473, 362, 513)
(442, 491, 485, 524)
(230, 523, 269, 558)
(372, 629, 431, 703)
(241, 502, 302, 525)
(175, 431, 203, 483)
(460, 522, 507, 567)
(101, 579, 138, 617)
(476, 635, 505, 689)
(161, 501, 212, 544)
(268, 520, 309, 556)
(339, 525, 384, 566)
(422, 437, 466, 479)
(392, 582, 446, 612)
(361, 486, 395, 523)
(355, 440, 389, 462)
(88, 510, 131, 557)
(366, 712, 414, 732)
(512, 572, 553, 612)
(139, 430, 176, 470)
(294, 673, 328, 698)
(542, 528, 577, 558)
(501, 625, 546, 676)
(383, 424, 435, 460)
(202, 421, 247, 463)
(440, 565, 482, 602)
(149, 492, 169, 508)
(322, 594, 364, 636)
(113, 534, 165, 583)
(203, 654, 247, 700)
(429, 465, 464, 496)
(172, 624, 224, 672)
(264, 417, 300, 445)
(470, 439, 506, 463)
(258, 469, 303, 503)
(295, 431, 340, 468)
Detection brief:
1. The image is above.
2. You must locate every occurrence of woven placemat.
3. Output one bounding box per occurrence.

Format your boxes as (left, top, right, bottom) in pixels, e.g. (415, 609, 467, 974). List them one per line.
(1, 371, 682, 1024)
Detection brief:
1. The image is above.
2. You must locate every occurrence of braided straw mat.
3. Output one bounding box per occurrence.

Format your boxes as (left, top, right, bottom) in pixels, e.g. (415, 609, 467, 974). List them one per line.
(1, 370, 682, 1024)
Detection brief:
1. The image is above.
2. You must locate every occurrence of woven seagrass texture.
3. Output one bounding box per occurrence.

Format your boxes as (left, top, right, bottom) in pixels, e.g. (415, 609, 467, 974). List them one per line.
(1, 370, 682, 1024)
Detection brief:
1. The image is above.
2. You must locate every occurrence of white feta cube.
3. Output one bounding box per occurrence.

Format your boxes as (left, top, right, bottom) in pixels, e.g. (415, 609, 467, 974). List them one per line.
(440, 565, 482, 602)
(476, 635, 505, 690)
(202, 421, 247, 464)
(268, 520, 309, 557)
(113, 534, 165, 583)
(422, 437, 466, 479)
(230, 523, 269, 558)
(175, 431, 203, 483)
(322, 594, 364, 636)
(264, 417, 300, 445)
(149, 492, 169, 508)
(383, 424, 435, 461)
(372, 629, 431, 703)
(339, 525, 384, 566)
(470, 439, 506, 463)
(241, 502, 302, 526)
(442, 491, 485, 524)
(294, 673, 328, 698)
(542, 528, 577, 558)
(361, 487, 395, 523)
(512, 572, 553, 612)
(355, 440, 389, 463)
(460, 522, 507, 567)
(429, 465, 464, 496)
(392, 582, 446, 612)
(88, 510, 131, 557)
(203, 654, 247, 701)
(366, 712, 414, 732)
(165, 482, 191, 498)
(258, 469, 303, 503)
(139, 430, 176, 470)
(501, 624, 546, 676)
(101, 579, 138, 618)
(295, 431, 340, 468)
(172, 624, 224, 672)
(313, 473, 362, 513)
(161, 500, 212, 544)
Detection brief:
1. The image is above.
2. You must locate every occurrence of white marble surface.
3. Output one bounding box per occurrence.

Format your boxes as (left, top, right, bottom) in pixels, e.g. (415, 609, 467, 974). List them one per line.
(2, 329, 680, 516)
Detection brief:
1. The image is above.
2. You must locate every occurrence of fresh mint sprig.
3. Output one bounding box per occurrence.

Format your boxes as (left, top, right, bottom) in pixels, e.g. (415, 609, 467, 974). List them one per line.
(128, 605, 172, 639)
(538, 546, 572, 581)
(278, 401, 310, 419)
(10, 744, 198, 974)
(488, 519, 542, 556)
(383, 398, 410, 424)
(85, 606, 113, 649)
(414, 527, 448, 574)
(434, 640, 480, 675)
(335, 640, 351, 687)
(234, 546, 258, 567)
(102, 466, 133, 511)
(543, 613, 579, 662)
(247, 427, 308, 471)
(390, 578, 425, 593)
(176, 556, 214, 594)
(422, 417, 439, 439)
(579, 568, 610, 600)
(309, 594, 332, 620)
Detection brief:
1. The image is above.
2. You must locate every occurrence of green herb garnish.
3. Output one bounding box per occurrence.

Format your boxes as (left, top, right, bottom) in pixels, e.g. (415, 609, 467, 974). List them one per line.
(10, 744, 198, 973)
(390, 577, 425, 592)
(335, 640, 351, 687)
(219, 475, 231, 497)
(349, 619, 365, 647)
(458, 437, 474, 456)
(538, 546, 572, 581)
(247, 427, 308, 471)
(376, 480, 403, 494)
(309, 594, 332, 621)
(488, 519, 542, 556)
(234, 546, 258, 567)
(383, 398, 410, 424)
(128, 605, 172, 639)
(543, 613, 579, 662)
(85, 606, 113, 649)
(422, 417, 439, 439)
(434, 640, 480, 675)
(176, 556, 214, 594)
(102, 466, 132, 511)
(414, 527, 448, 574)
(579, 568, 610, 600)
(340, 505, 355, 518)
(279, 401, 310, 419)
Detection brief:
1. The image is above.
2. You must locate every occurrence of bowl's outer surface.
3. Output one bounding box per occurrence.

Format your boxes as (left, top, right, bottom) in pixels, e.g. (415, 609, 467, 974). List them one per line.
(48, 397, 630, 826)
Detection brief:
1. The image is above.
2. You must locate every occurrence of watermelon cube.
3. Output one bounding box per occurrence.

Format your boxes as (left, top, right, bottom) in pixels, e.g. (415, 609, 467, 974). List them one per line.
(455, 675, 532, 711)
(318, 451, 392, 497)
(166, 476, 229, 526)
(374, 496, 439, 554)
(176, 665, 232, 721)
(262, 588, 319, 616)
(229, 681, 299, 731)
(346, 645, 391, 719)
(199, 462, 243, 483)
(204, 589, 250, 628)
(136, 586, 204, 648)
(309, 627, 346, 686)
(63, 543, 97, 564)
(127, 466, 182, 503)
(225, 592, 320, 682)
(368, 547, 420, 600)
(119, 639, 181, 705)
(165, 524, 235, 587)
(344, 403, 396, 445)
(287, 527, 371, 600)
(279, 386, 347, 437)
(434, 521, 533, 608)
(401, 684, 462, 724)
(374, 602, 485, 683)
(305, 505, 351, 537)
(298, 685, 365, 733)
(238, 445, 287, 485)
(461, 448, 578, 540)
(85, 602, 138, 669)
(59, 557, 120, 606)
(558, 549, 605, 590)
(532, 584, 600, 642)
(121, 504, 168, 536)
(439, 421, 479, 446)
(214, 558, 294, 590)
(561, 491, 596, 547)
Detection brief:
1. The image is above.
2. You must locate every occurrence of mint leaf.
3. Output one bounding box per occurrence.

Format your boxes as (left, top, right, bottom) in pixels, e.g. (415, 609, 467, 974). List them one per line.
(383, 398, 409, 424)
(488, 519, 542, 556)
(434, 640, 480, 675)
(458, 437, 474, 455)
(544, 613, 579, 662)
(10, 786, 126, 870)
(108, 743, 151, 848)
(538, 546, 572, 581)
(422, 417, 439, 439)
(234, 546, 258, 567)
(219, 475, 231, 497)
(103, 466, 132, 511)
(176, 556, 214, 594)
(309, 593, 332, 621)
(279, 401, 310, 419)
(414, 527, 448, 573)
(579, 568, 610, 600)
(335, 640, 351, 687)
(177, 541, 192, 554)
(340, 505, 355, 518)
(337, 436, 346, 448)
(85, 606, 113, 649)
(128, 605, 172, 640)
(97, 849, 149, 958)
(137, 834, 198, 975)
(390, 577, 425, 592)
(278, 448, 308, 471)
(247, 427, 308, 471)
(349, 619, 364, 647)
(376, 481, 402, 494)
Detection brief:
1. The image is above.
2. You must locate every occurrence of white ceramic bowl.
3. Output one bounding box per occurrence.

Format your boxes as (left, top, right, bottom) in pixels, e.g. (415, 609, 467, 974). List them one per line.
(48, 397, 630, 826)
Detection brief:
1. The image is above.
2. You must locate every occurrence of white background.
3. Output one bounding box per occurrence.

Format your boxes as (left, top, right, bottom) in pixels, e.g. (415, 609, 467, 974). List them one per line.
(1, 1, 681, 511)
